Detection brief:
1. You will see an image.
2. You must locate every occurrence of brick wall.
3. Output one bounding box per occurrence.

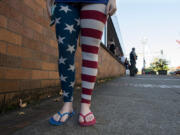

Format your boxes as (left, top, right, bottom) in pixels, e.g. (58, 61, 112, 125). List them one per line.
(0, 0, 125, 111)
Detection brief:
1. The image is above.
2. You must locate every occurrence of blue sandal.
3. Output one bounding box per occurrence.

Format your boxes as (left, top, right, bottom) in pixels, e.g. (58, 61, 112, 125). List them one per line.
(49, 111, 75, 126)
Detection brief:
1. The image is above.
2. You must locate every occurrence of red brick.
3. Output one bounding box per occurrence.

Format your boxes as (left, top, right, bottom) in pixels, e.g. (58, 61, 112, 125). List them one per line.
(5, 68, 32, 79)
(4, 0, 23, 13)
(20, 47, 34, 59)
(43, 28, 56, 41)
(34, 0, 46, 9)
(25, 9, 49, 28)
(21, 3, 35, 19)
(50, 26, 56, 33)
(0, 2, 10, 16)
(21, 2, 48, 29)
(23, 0, 44, 16)
(41, 79, 59, 88)
(7, 43, 21, 57)
(43, 8, 49, 19)
(22, 26, 34, 39)
(38, 16, 50, 28)
(55, 79, 60, 86)
(41, 62, 57, 70)
(7, 18, 23, 35)
(32, 70, 49, 79)
(0, 41, 7, 54)
(7, 43, 39, 64)
(49, 71, 59, 79)
(33, 32, 49, 44)
(49, 39, 58, 49)
(21, 59, 41, 69)
(0, 28, 22, 45)
(48, 55, 58, 63)
(0, 66, 6, 79)
(40, 53, 50, 62)
(0, 53, 21, 68)
(43, 28, 51, 38)
(24, 17, 43, 34)
(33, 31, 41, 41)
(0, 79, 20, 92)
(41, 44, 58, 57)
(9, 9, 23, 24)
(41, 80, 51, 88)
(32, 51, 42, 61)
(22, 37, 42, 51)
(0, 2, 23, 24)
(0, 15, 7, 28)
(53, 79, 61, 86)
(20, 80, 41, 90)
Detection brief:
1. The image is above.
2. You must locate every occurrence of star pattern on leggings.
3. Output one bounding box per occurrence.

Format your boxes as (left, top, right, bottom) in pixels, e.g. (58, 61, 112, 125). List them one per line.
(66, 44, 75, 54)
(64, 24, 75, 34)
(68, 64, 75, 72)
(59, 5, 72, 13)
(59, 56, 67, 64)
(75, 18, 80, 26)
(63, 91, 69, 97)
(60, 74, 67, 82)
(70, 96, 73, 101)
(55, 17, 61, 24)
(58, 36, 65, 44)
(52, 4, 83, 103)
(69, 81, 75, 88)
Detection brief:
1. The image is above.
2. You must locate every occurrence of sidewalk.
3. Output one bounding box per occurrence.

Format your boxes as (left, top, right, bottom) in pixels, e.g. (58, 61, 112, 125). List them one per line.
(0, 75, 180, 135)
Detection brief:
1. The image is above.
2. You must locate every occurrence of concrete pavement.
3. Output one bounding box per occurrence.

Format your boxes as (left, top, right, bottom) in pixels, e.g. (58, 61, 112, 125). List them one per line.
(0, 75, 180, 135)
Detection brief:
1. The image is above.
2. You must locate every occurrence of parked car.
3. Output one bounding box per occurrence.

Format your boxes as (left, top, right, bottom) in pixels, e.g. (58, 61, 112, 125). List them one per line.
(169, 69, 180, 75)
(143, 68, 156, 75)
(174, 69, 180, 74)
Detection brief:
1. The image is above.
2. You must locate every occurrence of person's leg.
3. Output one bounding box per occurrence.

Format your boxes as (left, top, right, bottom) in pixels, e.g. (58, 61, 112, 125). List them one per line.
(130, 61, 135, 76)
(79, 3, 107, 123)
(51, 2, 80, 122)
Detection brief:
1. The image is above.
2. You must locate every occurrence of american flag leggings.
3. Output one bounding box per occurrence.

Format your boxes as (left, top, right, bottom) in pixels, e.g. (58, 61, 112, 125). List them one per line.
(53, 3, 107, 104)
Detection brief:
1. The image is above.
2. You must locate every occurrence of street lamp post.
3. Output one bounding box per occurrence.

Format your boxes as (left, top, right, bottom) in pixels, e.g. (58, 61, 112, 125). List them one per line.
(141, 37, 148, 74)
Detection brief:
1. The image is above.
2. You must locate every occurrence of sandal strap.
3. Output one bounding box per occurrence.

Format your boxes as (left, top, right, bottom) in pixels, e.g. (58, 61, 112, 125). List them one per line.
(61, 112, 70, 117)
(79, 113, 85, 119)
(84, 112, 93, 118)
(57, 112, 71, 121)
(79, 112, 94, 123)
(57, 112, 63, 117)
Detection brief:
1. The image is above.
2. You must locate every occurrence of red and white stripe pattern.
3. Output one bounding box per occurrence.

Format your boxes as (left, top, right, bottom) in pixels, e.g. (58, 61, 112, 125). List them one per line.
(80, 4, 107, 104)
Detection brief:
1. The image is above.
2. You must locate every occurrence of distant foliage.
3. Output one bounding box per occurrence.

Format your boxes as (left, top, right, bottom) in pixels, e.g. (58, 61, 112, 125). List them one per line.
(150, 58, 169, 71)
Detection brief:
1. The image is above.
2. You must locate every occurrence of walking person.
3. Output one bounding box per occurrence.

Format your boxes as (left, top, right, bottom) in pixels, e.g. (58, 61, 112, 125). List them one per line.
(46, 0, 117, 126)
(129, 47, 137, 76)
(124, 58, 130, 69)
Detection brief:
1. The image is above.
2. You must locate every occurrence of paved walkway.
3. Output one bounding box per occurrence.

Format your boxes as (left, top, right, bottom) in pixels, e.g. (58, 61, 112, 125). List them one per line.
(0, 75, 180, 135)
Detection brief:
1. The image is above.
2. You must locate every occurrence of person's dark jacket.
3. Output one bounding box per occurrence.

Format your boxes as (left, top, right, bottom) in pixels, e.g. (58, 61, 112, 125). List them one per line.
(130, 51, 137, 62)
(109, 44, 115, 54)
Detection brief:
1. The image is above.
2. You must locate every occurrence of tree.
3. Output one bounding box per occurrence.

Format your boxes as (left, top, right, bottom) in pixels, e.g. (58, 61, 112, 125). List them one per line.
(150, 58, 169, 71)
